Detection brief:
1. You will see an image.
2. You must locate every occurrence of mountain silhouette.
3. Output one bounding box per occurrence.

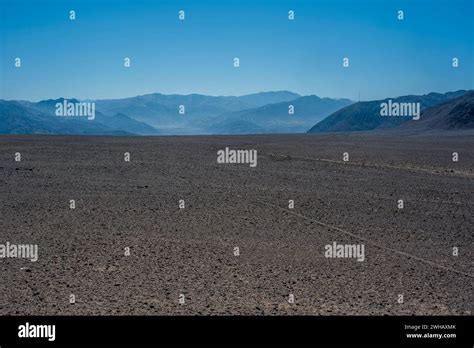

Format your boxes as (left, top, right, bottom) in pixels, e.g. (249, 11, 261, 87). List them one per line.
(307, 90, 470, 133)
(390, 91, 474, 134)
(2, 90, 471, 136)
(210, 95, 353, 134)
(0, 100, 132, 135)
(93, 91, 302, 132)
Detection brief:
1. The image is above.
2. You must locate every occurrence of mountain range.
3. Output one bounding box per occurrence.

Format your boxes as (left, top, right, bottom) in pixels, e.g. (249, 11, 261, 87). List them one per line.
(209, 95, 353, 134)
(307, 90, 470, 133)
(392, 91, 474, 134)
(1, 90, 472, 136)
(0, 91, 350, 135)
(93, 91, 311, 134)
(0, 98, 156, 135)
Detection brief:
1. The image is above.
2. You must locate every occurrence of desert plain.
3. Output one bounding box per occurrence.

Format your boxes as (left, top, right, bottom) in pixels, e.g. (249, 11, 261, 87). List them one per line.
(0, 133, 472, 315)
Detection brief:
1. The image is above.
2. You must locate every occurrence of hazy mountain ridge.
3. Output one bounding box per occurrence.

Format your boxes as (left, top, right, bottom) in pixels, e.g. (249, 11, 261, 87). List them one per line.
(0, 100, 132, 135)
(390, 91, 474, 134)
(307, 90, 471, 133)
(1, 90, 471, 136)
(0, 91, 315, 135)
(93, 91, 302, 131)
(210, 95, 353, 134)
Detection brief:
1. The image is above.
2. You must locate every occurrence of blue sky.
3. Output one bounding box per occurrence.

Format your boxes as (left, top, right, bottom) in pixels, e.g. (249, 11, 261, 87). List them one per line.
(1, 0, 472, 101)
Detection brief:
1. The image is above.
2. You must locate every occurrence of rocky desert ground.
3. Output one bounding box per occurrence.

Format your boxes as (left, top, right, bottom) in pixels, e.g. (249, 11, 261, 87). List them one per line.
(0, 133, 472, 315)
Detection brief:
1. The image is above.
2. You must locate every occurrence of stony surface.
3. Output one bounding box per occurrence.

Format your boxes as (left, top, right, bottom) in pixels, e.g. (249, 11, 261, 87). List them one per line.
(0, 133, 472, 315)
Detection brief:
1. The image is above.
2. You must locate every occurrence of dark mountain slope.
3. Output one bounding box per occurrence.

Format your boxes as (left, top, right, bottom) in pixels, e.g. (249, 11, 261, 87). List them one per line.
(307, 90, 470, 133)
(392, 91, 474, 133)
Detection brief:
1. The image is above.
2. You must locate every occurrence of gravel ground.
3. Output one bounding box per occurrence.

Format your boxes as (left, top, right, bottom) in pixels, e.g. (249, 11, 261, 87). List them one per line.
(0, 133, 472, 315)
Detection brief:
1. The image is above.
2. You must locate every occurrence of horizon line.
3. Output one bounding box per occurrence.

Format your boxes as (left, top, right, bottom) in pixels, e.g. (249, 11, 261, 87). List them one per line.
(2, 88, 472, 104)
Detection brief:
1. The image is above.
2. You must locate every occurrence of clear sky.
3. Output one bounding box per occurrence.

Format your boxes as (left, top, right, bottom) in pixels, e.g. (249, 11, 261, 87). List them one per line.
(0, 0, 472, 101)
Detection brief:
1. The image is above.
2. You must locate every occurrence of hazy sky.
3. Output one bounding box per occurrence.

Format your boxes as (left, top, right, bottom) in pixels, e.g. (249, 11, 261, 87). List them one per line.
(1, 0, 472, 101)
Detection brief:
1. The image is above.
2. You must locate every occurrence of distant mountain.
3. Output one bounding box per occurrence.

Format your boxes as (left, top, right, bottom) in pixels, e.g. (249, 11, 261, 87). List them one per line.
(17, 98, 160, 135)
(33, 97, 81, 114)
(0, 100, 62, 134)
(3, 90, 471, 136)
(210, 95, 353, 134)
(93, 91, 301, 132)
(0, 100, 132, 135)
(391, 91, 474, 133)
(1, 91, 303, 136)
(307, 90, 470, 133)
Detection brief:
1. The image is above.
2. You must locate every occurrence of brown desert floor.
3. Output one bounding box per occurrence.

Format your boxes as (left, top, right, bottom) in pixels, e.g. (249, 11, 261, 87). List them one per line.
(0, 133, 472, 315)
